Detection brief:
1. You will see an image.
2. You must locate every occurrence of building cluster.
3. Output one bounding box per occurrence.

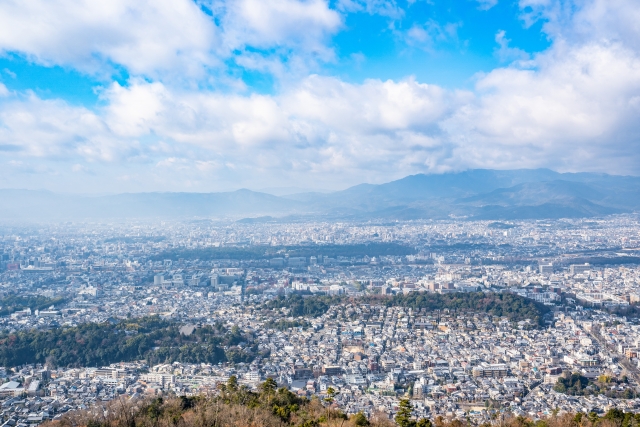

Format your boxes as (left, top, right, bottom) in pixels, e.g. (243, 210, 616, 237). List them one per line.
(4, 303, 640, 425)
(0, 215, 640, 425)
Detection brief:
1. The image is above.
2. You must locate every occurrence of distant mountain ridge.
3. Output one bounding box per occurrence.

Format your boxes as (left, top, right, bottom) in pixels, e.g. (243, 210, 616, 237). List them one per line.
(1, 169, 639, 221)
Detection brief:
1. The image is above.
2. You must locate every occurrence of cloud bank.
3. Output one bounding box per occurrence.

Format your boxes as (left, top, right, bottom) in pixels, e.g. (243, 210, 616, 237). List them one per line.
(0, 0, 638, 192)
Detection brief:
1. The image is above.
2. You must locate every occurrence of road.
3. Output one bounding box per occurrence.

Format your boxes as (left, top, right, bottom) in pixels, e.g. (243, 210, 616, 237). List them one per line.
(588, 326, 640, 386)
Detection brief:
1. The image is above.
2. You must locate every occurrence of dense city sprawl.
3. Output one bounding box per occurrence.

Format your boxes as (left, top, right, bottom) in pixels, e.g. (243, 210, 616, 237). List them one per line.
(1, 215, 640, 426)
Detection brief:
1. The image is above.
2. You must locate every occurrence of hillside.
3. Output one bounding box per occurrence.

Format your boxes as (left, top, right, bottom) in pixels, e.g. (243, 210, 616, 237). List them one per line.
(1, 169, 639, 220)
(0, 316, 258, 368)
(264, 291, 550, 326)
(43, 384, 640, 427)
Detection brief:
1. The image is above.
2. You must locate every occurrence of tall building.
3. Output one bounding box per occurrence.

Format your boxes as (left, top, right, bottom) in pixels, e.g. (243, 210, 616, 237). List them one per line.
(570, 263, 590, 275)
(539, 263, 553, 275)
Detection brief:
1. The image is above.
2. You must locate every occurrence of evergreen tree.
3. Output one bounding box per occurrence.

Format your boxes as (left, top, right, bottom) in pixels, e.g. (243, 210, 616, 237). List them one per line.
(352, 412, 369, 427)
(259, 377, 277, 396)
(395, 399, 416, 427)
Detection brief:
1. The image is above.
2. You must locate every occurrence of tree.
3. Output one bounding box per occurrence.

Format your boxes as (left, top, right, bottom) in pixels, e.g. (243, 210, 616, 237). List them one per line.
(227, 375, 238, 392)
(395, 399, 416, 427)
(260, 378, 277, 396)
(553, 381, 566, 393)
(352, 412, 370, 427)
(604, 408, 624, 421)
(323, 387, 340, 421)
(324, 387, 338, 405)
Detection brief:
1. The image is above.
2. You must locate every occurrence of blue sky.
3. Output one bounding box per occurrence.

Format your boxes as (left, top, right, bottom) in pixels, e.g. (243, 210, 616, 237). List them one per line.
(327, 0, 550, 87)
(0, 0, 551, 101)
(0, 0, 638, 193)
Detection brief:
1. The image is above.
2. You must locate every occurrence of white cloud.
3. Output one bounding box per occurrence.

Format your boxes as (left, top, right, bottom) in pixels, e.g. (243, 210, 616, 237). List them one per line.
(221, 0, 340, 53)
(0, 0, 219, 79)
(494, 30, 530, 62)
(102, 81, 169, 137)
(71, 163, 93, 174)
(447, 39, 640, 172)
(0, 77, 463, 189)
(283, 75, 463, 135)
(336, 0, 404, 19)
(215, 0, 342, 78)
(475, 0, 498, 10)
(1, 0, 640, 192)
(2, 31, 640, 191)
(0, 92, 150, 163)
(519, 0, 640, 50)
(0, 0, 342, 81)
(101, 81, 292, 149)
(405, 20, 461, 51)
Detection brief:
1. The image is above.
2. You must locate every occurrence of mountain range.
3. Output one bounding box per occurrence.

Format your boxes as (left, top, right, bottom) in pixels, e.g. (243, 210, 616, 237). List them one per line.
(1, 169, 639, 221)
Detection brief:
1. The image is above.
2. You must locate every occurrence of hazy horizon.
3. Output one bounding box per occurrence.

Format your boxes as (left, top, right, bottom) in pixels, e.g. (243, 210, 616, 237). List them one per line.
(1, 167, 640, 196)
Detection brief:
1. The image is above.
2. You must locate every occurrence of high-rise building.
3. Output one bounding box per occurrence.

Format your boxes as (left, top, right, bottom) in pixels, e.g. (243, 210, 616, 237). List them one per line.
(539, 263, 553, 275)
(570, 263, 590, 275)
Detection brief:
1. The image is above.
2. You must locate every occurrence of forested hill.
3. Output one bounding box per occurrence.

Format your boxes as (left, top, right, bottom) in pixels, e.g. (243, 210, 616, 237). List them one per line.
(380, 292, 549, 326)
(0, 316, 261, 368)
(265, 291, 549, 326)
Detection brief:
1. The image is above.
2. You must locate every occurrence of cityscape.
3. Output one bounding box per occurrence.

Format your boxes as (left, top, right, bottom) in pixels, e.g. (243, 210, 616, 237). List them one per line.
(1, 0, 639, 426)
(0, 215, 640, 425)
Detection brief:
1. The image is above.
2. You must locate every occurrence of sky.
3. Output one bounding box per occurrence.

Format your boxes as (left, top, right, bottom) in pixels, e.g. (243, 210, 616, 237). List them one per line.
(0, 0, 639, 194)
